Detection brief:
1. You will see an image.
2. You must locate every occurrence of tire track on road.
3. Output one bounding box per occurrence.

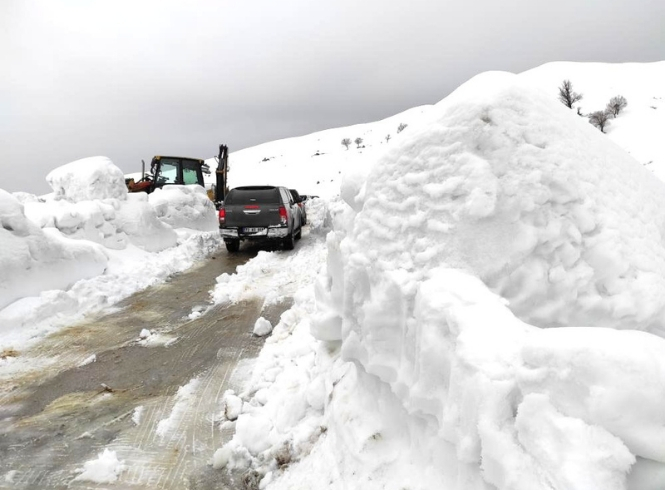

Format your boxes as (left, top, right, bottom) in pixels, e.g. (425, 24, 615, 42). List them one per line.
(0, 247, 294, 489)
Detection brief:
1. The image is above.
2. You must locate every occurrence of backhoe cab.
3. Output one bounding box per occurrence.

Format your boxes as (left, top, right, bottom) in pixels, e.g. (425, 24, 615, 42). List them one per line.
(126, 156, 208, 194)
(126, 145, 228, 207)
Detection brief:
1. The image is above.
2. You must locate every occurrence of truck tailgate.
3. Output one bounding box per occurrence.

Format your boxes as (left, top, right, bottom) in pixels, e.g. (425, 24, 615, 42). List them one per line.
(224, 204, 282, 228)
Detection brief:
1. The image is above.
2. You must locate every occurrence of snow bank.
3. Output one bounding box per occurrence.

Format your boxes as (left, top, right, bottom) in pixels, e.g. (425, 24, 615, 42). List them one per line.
(0, 190, 107, 311)
(24, 198, 129, 249)
(148, 185, 218, 231)
(46, 156, 128, 202)
(25, 157, 185, 252)
(0, 155, 222, 347)
(301, 72, 665, 488)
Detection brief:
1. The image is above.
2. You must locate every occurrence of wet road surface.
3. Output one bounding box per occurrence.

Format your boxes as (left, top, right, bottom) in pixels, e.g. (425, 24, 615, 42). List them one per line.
(0, 246, 292, 489)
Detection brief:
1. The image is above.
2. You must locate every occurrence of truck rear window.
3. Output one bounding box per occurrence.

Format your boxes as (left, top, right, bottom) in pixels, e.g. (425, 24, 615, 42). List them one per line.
(225, 187, 280, 205)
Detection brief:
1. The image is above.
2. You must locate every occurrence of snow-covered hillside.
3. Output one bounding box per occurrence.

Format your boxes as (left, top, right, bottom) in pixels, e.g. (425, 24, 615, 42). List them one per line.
(205, 106, 431, 199)
(521, 61, 665, 179)
(213, 61, 665, 200)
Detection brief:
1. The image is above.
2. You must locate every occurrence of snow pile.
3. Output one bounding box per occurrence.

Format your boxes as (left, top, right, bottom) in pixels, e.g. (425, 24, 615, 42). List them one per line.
(307, 72, 665, 488)
(0, 189, 107, 311)
(212, 289, 329, 480)
(73, 448, 126, 484)
(0, 155, 222, 350)
(46, 156, 128, 201)
(148, 185, 218, 231)
(25, 156, 182, 252)
(338, 71, 665, 332)
(211, 71, 665, 489)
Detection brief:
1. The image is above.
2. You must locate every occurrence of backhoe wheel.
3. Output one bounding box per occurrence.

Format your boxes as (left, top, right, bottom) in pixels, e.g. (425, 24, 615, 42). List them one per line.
(225, 240, 240, 253)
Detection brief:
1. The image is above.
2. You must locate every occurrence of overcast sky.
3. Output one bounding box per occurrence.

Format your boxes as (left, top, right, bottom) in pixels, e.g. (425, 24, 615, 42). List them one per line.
(2, 0, 664, 194)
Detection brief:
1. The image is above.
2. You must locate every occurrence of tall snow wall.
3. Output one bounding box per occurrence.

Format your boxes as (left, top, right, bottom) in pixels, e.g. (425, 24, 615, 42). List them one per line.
(312, 71, 665, 489)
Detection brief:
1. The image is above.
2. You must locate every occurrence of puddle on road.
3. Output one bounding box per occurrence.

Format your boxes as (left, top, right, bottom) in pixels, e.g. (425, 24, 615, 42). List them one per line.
(0, 248, 295, 489)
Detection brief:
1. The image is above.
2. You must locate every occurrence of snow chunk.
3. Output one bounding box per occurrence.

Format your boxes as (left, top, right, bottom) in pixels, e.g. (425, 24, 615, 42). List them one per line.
(253, 317, 273, 337)
(221, 390, 243, 421)
(46, 156, 127, 202)
(132, 406, 144, 426)
(77, 354, 96, 367)
(73, 448, 126, 484)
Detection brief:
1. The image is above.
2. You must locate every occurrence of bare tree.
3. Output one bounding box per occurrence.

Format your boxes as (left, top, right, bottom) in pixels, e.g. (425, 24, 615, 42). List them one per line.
(354, 137, 363, 148)
(606, 95, 628, 118)
(588, 110, 611, 133)
(385, 134, 391, 143)
(558, 80, 583, 109)
(397, 123, 408, 133)
(341, 138, 351, 150)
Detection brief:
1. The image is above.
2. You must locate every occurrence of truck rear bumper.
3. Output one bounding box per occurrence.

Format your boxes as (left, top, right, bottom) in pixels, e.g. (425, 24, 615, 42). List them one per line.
(220, 226, 289, 240)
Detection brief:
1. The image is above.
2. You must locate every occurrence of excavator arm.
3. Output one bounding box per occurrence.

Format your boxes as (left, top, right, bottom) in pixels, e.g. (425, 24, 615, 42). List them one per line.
(215, 144, 229, 205)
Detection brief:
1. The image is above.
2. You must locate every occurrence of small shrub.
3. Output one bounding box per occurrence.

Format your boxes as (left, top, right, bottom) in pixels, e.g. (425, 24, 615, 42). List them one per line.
(558, 79, 583, 109)
(341, 138, 351, 150)
(606, 95, 627, 117)
(397, 122, 408, 133)
(588, 110, 611, 133)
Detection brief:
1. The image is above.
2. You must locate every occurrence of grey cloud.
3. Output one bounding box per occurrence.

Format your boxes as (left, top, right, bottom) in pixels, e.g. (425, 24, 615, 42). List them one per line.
(2, 0, 664, 194)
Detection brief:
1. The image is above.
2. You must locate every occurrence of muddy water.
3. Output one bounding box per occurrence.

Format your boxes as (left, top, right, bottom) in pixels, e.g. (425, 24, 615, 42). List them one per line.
(0, 246, 293, 489)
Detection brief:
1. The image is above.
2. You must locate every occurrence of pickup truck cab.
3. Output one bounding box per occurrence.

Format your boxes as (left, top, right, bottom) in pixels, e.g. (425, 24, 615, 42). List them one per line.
(218, 185, 303, 252)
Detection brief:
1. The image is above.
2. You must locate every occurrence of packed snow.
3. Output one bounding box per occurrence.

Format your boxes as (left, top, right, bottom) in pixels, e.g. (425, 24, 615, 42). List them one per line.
(2, 61, 665, 489)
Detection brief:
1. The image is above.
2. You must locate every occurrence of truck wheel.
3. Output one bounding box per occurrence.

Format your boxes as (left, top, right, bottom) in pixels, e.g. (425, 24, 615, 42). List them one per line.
(225, 240, 240, 253)
(283, 232, 295, 250)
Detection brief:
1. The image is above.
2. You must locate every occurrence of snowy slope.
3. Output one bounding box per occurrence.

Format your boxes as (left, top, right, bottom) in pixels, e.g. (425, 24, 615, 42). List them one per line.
(205, 106, 431, 199)
(520, 61, 665, 179)
(210, 61, 665, 201)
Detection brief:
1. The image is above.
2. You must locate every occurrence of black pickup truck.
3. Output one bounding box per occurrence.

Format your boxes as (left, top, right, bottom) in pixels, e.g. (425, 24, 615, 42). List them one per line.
(218, 185, 303, 252)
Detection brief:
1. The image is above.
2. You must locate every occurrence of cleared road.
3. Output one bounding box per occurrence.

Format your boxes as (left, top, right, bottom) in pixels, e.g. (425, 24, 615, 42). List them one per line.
(0, 246, 290, 489)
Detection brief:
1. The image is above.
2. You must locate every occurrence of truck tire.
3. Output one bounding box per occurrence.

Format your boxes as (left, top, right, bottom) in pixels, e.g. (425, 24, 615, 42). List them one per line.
(225, 240, 240, 253)
(282, 232, 295, 250)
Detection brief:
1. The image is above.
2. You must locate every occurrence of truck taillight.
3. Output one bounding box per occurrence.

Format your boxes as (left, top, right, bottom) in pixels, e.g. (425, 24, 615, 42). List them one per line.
(218, 208, 226, 225)
(278, 206, 287, 225)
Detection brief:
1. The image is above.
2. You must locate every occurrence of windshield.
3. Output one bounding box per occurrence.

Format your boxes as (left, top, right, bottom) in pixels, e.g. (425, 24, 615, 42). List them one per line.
(182, 160, 200, 185)
(157, 160, 179, 184)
